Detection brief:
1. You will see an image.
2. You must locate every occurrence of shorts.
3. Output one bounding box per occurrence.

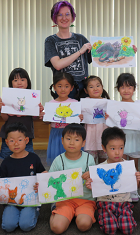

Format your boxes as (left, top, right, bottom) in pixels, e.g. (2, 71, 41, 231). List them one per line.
(52, 198, 96, 223)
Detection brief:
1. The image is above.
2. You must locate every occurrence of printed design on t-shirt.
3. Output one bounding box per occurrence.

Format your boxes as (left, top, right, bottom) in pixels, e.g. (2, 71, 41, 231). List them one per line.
(55, 40, 85, 76)
(30, 164, 34, 169)
(53, 103, 79, 123)
(97, 163, 122, 192)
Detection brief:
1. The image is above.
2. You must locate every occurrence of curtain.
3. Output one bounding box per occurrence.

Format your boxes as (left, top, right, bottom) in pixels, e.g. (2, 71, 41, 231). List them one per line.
(0, 0, 139, 104)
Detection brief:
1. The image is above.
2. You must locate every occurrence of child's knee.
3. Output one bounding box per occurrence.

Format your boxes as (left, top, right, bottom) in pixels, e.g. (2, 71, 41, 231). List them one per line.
(76, 215, 93, 232)
(2, 221, 18, 233)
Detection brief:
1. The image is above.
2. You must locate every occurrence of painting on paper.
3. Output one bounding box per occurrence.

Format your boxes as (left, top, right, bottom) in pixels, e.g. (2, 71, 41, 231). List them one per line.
(89, 161, 137, 198)
(106, 100, 140, 130)
(90, 36, 136, 68)
(81, 98, 107, 124)
(37, 168, 83, 204)
(43, 102, 81, 124)
(1, 87, 40, 116)
(0, 176, 40, 206)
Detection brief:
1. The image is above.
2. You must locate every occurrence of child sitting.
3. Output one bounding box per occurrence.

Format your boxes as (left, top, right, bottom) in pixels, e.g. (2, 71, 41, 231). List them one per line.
(48, 123, 96, 234)
(86, 126, 140, 235)
(1, 122, 46, 232)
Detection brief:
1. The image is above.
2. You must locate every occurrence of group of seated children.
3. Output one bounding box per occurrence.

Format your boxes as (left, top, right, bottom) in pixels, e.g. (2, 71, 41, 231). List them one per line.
(1, 122, 140, 235)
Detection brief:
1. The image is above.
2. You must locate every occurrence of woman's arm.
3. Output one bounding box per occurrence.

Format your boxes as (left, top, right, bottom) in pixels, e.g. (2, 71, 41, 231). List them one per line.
(50, 43, 92, 71)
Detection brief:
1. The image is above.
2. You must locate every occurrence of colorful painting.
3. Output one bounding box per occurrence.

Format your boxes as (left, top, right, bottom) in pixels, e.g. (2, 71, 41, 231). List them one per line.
(106, 100, 140, 130)
(43, 102, 81, 124)
(90, 36, 136, 68)
(81, 98, 107, 124)
(37, 168, 83, 204)
(0, 176, 40, 206)
(1, 87, 40, 116)
(89, 160, 137, 198)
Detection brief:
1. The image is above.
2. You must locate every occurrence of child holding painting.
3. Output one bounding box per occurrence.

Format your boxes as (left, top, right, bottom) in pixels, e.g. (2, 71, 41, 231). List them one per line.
(35, 123, 96, 234)
(0, 67, 44, 159)
(86, 127, 140, 235)
(83, 75, 110, 163)
(46, 72, 82, 166)
(115, 73, 140, 201)
(1, 122, 46, 232)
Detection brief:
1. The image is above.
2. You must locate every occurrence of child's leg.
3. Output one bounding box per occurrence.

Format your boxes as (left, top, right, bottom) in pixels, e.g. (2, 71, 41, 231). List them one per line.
(76, 214, 93, 232)
(50, 200, 75, 234)
(118, 202, 137, 235)
(19, 207, 39, 231)
(75, 200, 96, 232)
(2, 205, 20, 232)
(97, 201, 118, 235)
(50, 214, 70, 234)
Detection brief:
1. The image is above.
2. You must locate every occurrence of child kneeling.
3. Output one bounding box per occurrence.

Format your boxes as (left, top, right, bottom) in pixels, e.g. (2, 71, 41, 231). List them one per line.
(86, 127, 140, 235)
(1, 122, 46, 232)
(49, 123, 96, 234)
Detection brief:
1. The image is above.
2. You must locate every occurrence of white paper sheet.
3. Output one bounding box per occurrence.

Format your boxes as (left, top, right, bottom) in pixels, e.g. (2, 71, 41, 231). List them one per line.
(43, 102, 81, 124)
(0, 176, 40, 206)
(37, 168, 83, 204)
(89, 160, 137, 198)
(106, 100, 140, 130)
(81, 98, 107, 124)
(90, 36, 136, 68)
(1, 87, 40, 116)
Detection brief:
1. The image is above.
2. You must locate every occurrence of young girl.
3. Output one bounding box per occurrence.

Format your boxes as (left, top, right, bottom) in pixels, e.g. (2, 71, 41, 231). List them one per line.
(46, 72, 81, 166)
(116, 72, 140, 201)
(0, 67, 43, 159)
(83, 76, 110, 163)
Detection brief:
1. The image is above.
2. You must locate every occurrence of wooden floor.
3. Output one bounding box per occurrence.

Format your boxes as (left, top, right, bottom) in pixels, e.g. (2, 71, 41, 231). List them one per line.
(0, 117, 50, 150)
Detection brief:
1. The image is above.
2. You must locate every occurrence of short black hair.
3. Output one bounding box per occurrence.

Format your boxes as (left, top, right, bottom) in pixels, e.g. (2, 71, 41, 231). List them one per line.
(8, 68, 31, 89)
(101, 127, 126, 148)
(115, 73, 136, 91)
(62, 123, 86, 141)
(5, 122, 28, 139)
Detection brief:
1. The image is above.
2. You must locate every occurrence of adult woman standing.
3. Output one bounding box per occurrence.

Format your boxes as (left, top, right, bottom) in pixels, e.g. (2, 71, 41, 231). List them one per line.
(44, 1, 92, 98)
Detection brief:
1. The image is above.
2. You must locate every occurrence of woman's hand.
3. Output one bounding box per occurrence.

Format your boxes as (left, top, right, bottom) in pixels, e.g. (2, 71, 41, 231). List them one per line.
(80, 43, 92, 54)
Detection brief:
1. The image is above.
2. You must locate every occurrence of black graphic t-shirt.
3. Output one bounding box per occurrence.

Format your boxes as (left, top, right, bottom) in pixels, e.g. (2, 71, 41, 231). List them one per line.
(1, 152, 45, 178)
(45, 33, 92, 82)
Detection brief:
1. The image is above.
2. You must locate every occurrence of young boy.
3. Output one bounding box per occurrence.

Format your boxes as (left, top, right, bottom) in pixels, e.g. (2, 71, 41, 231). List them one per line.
(1, 122, 45, 233)
(86, 126, 140, 235)
(49, 123, 96, 234)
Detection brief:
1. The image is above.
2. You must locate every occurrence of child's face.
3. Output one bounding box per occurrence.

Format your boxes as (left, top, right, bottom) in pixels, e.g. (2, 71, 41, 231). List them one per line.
(53, 79, 73, 99)
(85, 79, 103, 99)
(62, 132, 85, 155)
(102, 139, 124, 163)
(12, 74, 28, 89)
(6, 131, 29, 157)
(119, 83, 134, 101)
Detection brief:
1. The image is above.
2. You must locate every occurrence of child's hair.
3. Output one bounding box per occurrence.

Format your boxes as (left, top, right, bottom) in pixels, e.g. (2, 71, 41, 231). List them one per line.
(84, 76, 110, 99)
(50, 72, 79, 100)
(62, 123, 86, 141)
(8, 68, 31, 89)
(101, 127, 126, 148)
(51, 1, 76, 24)
(115, 73, 136, 91)
(5, 122, 28, 139)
